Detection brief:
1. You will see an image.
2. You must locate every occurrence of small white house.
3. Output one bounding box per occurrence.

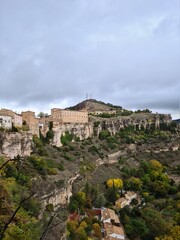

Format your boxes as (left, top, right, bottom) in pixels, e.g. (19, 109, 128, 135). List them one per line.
(0, 115, 12, 129)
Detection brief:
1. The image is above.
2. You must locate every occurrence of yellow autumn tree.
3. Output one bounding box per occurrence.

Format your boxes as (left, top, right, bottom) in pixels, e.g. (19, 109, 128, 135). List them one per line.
(92, 223, 101, 239)
(150, 159, 163, 172)
(80, 221, 88, 229)
(106, 178, 123, 189)
(155, 225, 180, 240)
(155, 236, 173, 240)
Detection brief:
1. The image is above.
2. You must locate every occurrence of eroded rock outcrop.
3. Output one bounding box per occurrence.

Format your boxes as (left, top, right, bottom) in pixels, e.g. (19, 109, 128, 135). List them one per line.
(93, 113, 172, 136)
(0, 132, 33, 159)
(52, 123, 93, 147)
(40, 173, 80, 210)
(51, 113, 172, 147)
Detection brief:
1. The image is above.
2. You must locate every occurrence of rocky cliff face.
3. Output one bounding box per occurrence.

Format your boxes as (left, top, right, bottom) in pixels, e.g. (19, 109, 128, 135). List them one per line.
(93, 113, 172, 136)
(40, 173, 80, 210)
(0, 132, 33, 159)
(52, 113, 172, 147)
(52, 123, 93, 147)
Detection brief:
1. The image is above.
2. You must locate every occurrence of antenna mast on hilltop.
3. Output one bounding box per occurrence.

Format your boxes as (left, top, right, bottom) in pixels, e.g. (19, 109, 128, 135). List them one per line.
(86, 93, 93, 100)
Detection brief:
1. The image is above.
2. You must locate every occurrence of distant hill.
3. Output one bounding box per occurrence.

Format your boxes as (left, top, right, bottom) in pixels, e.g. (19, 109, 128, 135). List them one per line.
(173, 119, 180, 124)
(67, 99, 122, 112)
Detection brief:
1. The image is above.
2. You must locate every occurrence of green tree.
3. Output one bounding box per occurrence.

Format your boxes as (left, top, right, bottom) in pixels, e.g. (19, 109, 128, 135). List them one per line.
(153, 180, 169, 197)
(125, 218, 149, 239)
(38, 112, 48, 118)
(76, 192, 86, 207)
(150, 159, 163, 173)
(66, 220, 78, 239)
(99, 130, 111, 140)
(92, 223, 101, 239)
(76, 226, 87, 240)
(126, 177, 143, 191)
(141, 207, 170, 239)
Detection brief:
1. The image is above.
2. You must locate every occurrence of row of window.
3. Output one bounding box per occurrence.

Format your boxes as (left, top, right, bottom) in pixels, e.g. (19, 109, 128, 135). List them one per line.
(0, 118, 11, 123)
(54, 114, 87, 118)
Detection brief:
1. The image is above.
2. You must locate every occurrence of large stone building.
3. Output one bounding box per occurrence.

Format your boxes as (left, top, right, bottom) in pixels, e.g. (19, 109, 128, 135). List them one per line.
(51, 108, 88, 124)
(22, 111, 39, 136)
(0, 115, 12, 129)
(0, 108, 22, 127)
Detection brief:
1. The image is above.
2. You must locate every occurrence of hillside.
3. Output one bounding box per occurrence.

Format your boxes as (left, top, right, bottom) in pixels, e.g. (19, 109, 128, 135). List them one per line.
(0, 121, 180, 240)
(67, 99, 122, 112)
(173, 119, 180, 124)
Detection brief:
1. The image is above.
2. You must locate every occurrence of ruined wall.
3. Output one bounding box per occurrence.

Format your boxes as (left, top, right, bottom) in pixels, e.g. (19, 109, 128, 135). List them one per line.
(0, 132, 33, 159)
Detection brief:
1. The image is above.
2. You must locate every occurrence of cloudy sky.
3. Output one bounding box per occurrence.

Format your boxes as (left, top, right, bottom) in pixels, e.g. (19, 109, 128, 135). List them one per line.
(0, 0, 179, 118)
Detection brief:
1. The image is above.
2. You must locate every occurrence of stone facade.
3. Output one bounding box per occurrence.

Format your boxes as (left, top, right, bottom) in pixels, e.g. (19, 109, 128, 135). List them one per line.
(22, 111, 39, 136)
(51, 108, 88, 124)
(0, 115, 12, 129)
(115, 191, 138, 209)
(0, 108, 22, 127)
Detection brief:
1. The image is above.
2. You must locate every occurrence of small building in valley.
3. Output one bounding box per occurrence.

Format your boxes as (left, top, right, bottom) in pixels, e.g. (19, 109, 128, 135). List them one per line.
(101, 208, 125, 240)
(115, 191, 138, 209)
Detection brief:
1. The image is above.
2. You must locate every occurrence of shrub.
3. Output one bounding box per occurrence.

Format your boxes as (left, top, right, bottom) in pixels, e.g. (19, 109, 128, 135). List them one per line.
(61, 131, 74, 145)
(45, 203, 54, 212)
(99, 130, 111, 140)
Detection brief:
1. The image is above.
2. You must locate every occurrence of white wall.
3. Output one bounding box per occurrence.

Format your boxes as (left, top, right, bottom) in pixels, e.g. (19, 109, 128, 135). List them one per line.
(0, 115, 12, 129)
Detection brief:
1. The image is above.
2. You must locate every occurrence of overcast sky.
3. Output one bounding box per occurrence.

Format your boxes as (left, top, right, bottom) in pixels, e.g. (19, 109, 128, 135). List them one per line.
(0, 0, 180, 118)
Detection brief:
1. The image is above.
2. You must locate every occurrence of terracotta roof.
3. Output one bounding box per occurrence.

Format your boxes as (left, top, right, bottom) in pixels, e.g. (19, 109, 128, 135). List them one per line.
(104, 237, 120, 240)
(101, 208, 119, 223)
(104, 222, 124, 237)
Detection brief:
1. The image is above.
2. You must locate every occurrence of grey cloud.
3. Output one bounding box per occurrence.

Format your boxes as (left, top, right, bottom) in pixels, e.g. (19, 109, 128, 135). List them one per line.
(0, 0, 179, 118)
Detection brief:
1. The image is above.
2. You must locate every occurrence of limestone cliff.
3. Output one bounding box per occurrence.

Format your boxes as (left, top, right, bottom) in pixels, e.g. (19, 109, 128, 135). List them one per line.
(0, 131, 33, 159)
(52, 123, 93, 147)
(40, 173, 80, 210)
(52, 113, 172, 147)
(92, 113, 172, 135)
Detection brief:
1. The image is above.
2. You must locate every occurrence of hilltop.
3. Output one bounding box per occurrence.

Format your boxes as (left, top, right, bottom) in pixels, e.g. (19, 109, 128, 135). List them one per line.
(67, 99, 122, 112)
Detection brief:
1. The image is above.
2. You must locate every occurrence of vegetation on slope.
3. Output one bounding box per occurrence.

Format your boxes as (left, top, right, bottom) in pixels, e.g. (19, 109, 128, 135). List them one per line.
(0, 121, 179, 239)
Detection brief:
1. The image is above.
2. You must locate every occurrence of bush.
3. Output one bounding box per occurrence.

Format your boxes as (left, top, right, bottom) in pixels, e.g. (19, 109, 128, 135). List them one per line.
(61, 131, 74, 145)
(33, 135, 48, 156)
(99, 130, 111, 140)
(62, 153, 74, 161)
(45, 203, 54, 212)
(47, 168, 58, 175)
(46, 130, 54, 143)
(29, 156, 64, 175)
